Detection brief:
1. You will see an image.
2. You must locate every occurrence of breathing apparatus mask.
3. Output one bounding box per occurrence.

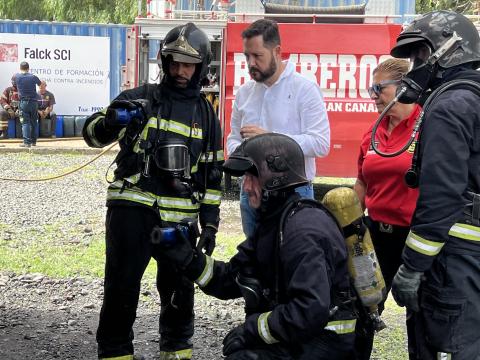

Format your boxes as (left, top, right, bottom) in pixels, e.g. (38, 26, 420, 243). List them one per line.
(154, 139, 190, 179)
(396, 33, 463, 104)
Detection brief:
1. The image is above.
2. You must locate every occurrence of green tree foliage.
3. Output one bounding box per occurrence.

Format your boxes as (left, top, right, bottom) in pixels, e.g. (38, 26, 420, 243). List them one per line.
(416, 0, 477, 14)
(0, 0, 145, 24)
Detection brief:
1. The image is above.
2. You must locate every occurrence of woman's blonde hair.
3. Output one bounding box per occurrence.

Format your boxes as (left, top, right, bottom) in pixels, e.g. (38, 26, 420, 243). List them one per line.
(373, 58, 409, 81)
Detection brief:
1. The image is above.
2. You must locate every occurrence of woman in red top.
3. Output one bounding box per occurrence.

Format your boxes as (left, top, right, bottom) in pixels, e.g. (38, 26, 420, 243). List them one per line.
(354, 58, 420, 359)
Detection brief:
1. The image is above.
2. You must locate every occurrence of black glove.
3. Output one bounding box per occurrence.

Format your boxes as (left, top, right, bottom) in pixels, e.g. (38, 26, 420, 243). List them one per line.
(158, 227, 195, 270)
(197, 225, 217, 255)
(223, 324, 257, 356)
(223, 325, 248, 356)
(225, 350, 259, 360)
(391, 264, 423, 312)
(105, 99, 150, 128)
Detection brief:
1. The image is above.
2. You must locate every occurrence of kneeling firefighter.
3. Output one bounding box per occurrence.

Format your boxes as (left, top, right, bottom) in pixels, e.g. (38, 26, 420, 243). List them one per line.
(375, 10, 480, 360)
(83, 22, 224, 360)
(158, 133, 357, 359)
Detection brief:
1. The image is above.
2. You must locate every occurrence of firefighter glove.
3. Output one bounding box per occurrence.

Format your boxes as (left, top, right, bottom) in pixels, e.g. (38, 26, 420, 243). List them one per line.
(197, 225, 216, 255)
(105, 99, 150, 128)
(158, 227, 195, 270)
(223, 324, 255, 356)
(391, 264, 423, 312)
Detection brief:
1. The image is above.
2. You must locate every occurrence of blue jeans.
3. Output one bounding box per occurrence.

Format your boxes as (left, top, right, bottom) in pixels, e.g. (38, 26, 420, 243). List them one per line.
(19, 99, 38, 145)
(240, 181, 314, 238)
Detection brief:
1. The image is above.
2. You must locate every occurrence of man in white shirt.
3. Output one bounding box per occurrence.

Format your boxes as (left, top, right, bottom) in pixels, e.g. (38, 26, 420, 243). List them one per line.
(226, 19, 330, 238)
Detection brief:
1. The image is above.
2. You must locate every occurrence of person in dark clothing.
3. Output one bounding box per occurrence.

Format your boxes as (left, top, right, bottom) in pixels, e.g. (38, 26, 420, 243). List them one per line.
(159, 133, 357, 360)
(37, 80, 57, 137)
(83, 23, 224, 360)
(15, 61, 41, 147)
(388, 10, 480, 360)
(0, 75, 20, 139)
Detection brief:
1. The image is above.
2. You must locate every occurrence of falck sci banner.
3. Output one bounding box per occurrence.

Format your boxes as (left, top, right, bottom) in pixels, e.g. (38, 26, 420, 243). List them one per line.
(0, 33, 110, 116)
(223, 22, 402, 177)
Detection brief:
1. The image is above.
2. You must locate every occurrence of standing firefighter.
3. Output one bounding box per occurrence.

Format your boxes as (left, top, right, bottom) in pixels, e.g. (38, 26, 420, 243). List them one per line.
(389, 11, 480, 359)
(83, 22, 223, 360)
(158, 133, 357, 359)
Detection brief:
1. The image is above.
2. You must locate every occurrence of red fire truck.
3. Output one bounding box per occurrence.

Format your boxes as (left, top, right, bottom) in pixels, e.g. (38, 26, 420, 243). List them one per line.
(126, 14, 402, 178)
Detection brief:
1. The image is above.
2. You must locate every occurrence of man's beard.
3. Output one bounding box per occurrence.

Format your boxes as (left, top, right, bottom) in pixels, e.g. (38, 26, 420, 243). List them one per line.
(249, 56, 277, 83)
(172, 76, 189, 88)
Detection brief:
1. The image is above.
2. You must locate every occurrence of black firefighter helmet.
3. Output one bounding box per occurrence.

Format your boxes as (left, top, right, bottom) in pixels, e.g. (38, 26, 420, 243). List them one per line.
(391, 10, 480, 69)
(390, 10, 480, 103)
(223, 133, 308, 192)
(160, 22, 212, 88)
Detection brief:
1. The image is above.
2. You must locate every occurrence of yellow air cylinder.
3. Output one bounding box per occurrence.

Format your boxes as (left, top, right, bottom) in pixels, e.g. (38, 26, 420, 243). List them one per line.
(322, 186, 386, 331)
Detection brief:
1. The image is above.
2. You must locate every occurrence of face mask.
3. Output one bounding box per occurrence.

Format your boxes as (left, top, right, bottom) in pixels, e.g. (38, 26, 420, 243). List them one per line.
(396, 44, 434, 104)
(396, 62, 437, 104)
(396, 33, 462, 104)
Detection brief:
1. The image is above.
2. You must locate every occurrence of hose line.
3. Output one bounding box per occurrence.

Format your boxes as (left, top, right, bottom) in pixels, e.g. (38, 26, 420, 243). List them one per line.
(0, 142, 118, 182)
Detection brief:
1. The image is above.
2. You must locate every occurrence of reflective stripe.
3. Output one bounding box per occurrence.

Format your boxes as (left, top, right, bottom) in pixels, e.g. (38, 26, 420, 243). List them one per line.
(437, 353, 451, 360)
(159, 209, 198, 223)
(159, 348, 192, 360)
(324, 319, 356, 334)
(144, 117, 203, 139)
(86, 114, 106, 148)
(99, 355, 134, 360)
(201, 189, 222, 205)
(199, 150, 225, 162)
(448, 223, 480, 242)
(107, 187, 156, 207)
(123, 173, 141, 185)
(405, 231, 444, 256)
(157, 196, 200, 211)
(108, 183, 200, 219)
(196, 255, 214, 287)
(257, 311, 279, 344)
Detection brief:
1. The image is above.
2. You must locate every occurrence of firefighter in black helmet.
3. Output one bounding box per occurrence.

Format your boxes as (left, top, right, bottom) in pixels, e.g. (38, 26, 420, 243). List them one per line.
(388, 10, 480, 359)
(157, 133, 357, 359)
(83, 22, 223, 360)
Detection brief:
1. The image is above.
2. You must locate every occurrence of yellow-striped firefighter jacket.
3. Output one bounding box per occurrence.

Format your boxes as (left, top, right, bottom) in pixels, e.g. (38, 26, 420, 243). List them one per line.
(184, 194, 356, 352)
(83, 82, 223, 228)
(402, 70, 480, 272)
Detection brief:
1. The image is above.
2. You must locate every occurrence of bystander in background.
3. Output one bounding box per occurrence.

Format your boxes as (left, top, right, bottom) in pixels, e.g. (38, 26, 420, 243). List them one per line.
(15, 61, 41, 147)
(0, 75, 20, 139)
(37, 80, 57, 138)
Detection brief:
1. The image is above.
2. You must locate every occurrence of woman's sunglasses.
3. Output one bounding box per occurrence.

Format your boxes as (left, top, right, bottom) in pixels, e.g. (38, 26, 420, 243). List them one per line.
(368, 80, 401, 97)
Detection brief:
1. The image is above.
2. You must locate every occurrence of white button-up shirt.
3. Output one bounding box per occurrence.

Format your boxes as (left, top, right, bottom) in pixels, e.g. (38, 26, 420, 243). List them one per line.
(226, 61, 330, 180)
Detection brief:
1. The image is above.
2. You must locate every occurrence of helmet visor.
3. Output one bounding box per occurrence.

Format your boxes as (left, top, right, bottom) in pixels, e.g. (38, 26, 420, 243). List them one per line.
(223, 156, 256, 177)
(391, 36, 427, 58)
(409, 43, 432, 71)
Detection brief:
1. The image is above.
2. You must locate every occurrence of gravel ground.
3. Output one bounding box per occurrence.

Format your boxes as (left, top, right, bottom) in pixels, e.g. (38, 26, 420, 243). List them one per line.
(0, 151, 245, 360)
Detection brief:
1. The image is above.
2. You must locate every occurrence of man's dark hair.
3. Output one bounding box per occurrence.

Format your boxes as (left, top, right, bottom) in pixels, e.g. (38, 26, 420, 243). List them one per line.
(20, 61, 29, 71)
(241, 19, 281, 48)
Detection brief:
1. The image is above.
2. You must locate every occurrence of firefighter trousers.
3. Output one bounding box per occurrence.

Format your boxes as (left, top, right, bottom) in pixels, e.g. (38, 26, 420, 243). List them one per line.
(408, 245, 480, 360)
(97, 206, 194, 359)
